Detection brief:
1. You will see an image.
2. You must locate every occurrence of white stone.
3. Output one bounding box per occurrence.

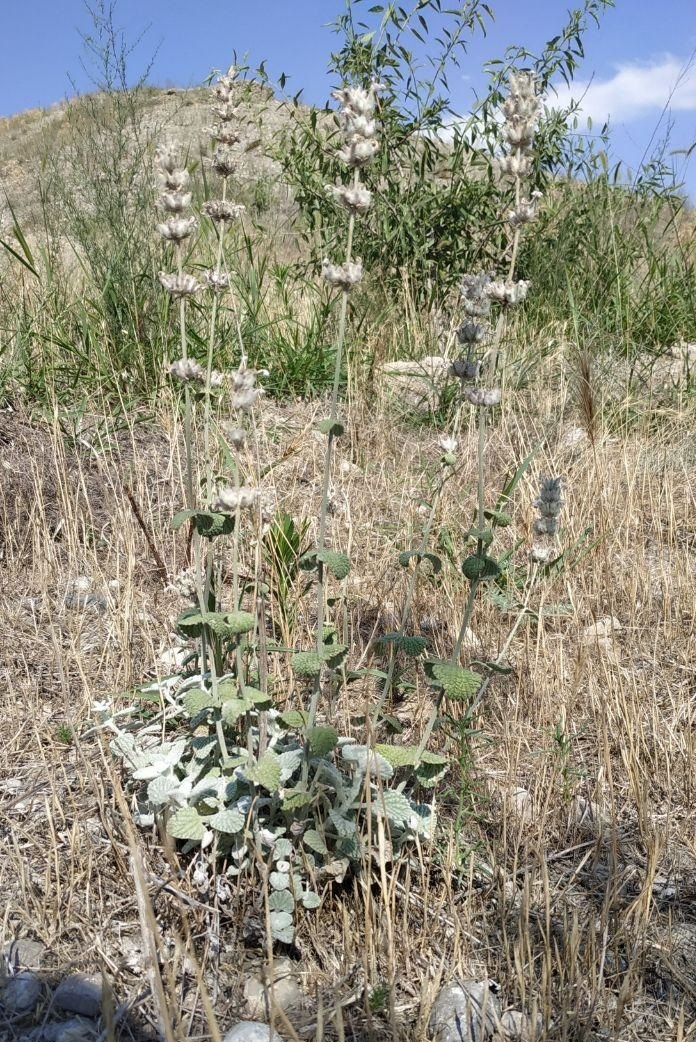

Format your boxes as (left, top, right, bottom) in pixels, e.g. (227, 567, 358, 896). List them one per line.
(53, 974, 103, 1017)
(223, 1023, 284, 1042)
(244, 958, 302, 1019)
(429, 981, 501, 1042)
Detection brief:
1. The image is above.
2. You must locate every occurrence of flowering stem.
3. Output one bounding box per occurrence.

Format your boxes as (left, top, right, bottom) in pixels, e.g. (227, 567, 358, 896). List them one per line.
(306, 171, 359, 735)
(372, 463, 453, 725)
(176, 245, 195, 513)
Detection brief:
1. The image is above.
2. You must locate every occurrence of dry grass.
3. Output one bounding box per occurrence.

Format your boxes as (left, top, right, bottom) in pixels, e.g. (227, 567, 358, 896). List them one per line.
(1, 346, 695, 1042)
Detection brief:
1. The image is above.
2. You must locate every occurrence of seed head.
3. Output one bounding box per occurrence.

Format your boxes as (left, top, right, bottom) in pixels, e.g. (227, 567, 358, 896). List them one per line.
(213, 486, 260, 513)
(157, 216, 197, 243)
(169, 358, 223, 388)
(212, 146, 236, 178)
(438, 437, 458, 454)
(155, 144, 190, 192)
(327, 183, 373, 215)
(225, 425, 247, 450)
(210, 123, 241, 146)
(507, 191, 542, 228)
(158, 191, 192, 214)
(202, 199, 246, 223)
(230, 362, 265, 413)
(460, 273, 492, 318)
(322, 258, 363, 292)
(498, 153, 533, 178)
(485, 279, 530, 306)
(457, 321, 486, 345)
(463, 387, 502, 407)
(450, 358, 481, 381)
(532, 476, 563, 539)
(203, 270, 230, 293)
(159, 271, 200, 298)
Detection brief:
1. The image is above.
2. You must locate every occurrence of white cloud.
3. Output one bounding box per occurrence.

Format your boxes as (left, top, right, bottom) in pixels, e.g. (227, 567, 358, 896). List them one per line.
(551, 54, 696, 125)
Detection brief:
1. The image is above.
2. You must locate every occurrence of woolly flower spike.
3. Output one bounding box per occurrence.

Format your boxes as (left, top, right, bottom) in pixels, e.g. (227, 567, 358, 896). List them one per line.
(169, 358, 223, 388)
(213, 67, 237, 104)
(438, 437, 458, 454)
(203, 270, 230, 293)
(533, 476, 563, 536)
(159, 271, 200, 298)
(507, 191, 542, 228)
(322, 258, 363, 292)
(212, 486, 260, 513)
(212, 146, 236, 178)
(463, 387, 502, 407)
(230, 362, 265, 413)
(210, 123, 241, 146)
(460, 273, 492, 318)
(158, 191, 192, 215)
(157, 216, 197, 243)
(327, 183, 373, 216)
(486, 279, 530, 307)
(333, 81, 384, 168)
(202, 200, 246, 223)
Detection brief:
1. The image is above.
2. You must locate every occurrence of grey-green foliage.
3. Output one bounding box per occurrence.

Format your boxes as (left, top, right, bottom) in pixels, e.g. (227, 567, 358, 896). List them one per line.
(108, 679, 438, 944)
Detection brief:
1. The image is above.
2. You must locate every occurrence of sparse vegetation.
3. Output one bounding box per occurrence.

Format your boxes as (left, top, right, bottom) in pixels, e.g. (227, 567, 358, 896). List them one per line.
(1, 3, 695, 1042)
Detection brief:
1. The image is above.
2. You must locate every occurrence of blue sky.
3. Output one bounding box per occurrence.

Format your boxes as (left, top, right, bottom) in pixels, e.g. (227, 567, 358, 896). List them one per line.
(2, 1, 695, 196)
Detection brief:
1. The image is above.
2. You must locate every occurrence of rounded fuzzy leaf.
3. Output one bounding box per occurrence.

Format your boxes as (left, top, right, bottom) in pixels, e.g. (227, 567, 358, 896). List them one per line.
(269, 910, 294, 944)
(176, 608, 206, 639)
(484, 507, 513, 528)
(248, 751, 282, 791)
(379, 633, 427, 657)
(207, 807, 245, 834)
(398, 550, 442, 573)
(243, 686, 273, 709)
(329, 809, 357, 839)
(301, 890, 321, 909)
(193, 510, 235, 539)
(375, 789, 413, 827)
(147, 774, 180, 806)
(307, 725, 339, 757)
(317, 548, 351, 580)
(220, 611, 256, 636)
(318, 417, 345, 437)
(415, 758, 449, 788)
(341, 744, 394, 780)
(462, 555, 500, 581)
(375, 744, 419, 768)
(269, 871, 290, 891)
(184, 689, 218, 716)
(291, 651, 324, 677)
(280, 709, 309, 729)
(323, 643, 348, 670)
(269, 889, 294, 912)
(425, 661, 482, 700)
(282, 788, 313, 810)
(303, 828, 328, 856)
(167, 806, 205, 841)
(221, 698, 252, 725)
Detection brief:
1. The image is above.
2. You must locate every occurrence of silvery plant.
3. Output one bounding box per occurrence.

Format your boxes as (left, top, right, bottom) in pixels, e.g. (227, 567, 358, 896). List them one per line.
(96, 72, 438, 946)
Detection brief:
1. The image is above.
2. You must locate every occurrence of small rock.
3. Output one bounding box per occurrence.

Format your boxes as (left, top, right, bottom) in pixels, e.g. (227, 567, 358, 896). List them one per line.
(244, 958, 302, 1020)
(583, 616, 621, 640)
(429, 980, 501, 1042)
(1, 969, 42, 1015)
(64, 577, 106, 614)
(3, 938, 46, 971)
(500, 1009, 543, 1041)
(223, 1022, 284, 1042)
(44, 1018, 98, 1042)
(560, 426, 589, 450)
(53, 974, 103, 1017)
(507, 787, 534, 826)
(569, 796, 607, 837)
